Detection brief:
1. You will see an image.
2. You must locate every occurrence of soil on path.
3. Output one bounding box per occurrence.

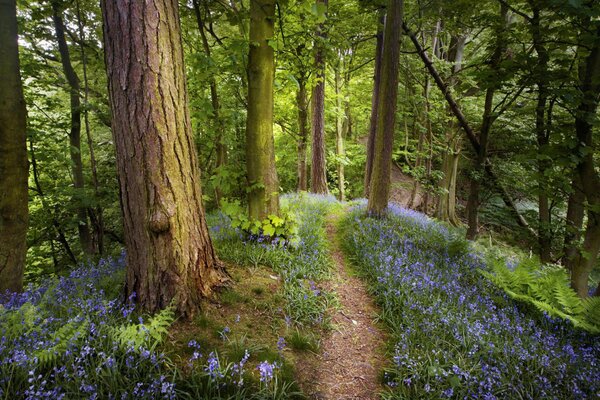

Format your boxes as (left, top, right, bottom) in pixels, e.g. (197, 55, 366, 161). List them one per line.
(296, 215, 387, 399)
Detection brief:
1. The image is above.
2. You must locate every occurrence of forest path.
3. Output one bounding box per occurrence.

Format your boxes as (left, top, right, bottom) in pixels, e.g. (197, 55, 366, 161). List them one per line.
(296, 213, 387, 399)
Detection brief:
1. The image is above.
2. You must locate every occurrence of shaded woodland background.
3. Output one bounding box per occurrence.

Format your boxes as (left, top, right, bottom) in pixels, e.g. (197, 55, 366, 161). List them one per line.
(4, 0, 600, 294)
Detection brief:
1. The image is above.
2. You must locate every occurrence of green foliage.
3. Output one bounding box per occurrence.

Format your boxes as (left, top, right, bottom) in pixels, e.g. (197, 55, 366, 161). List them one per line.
(221, 199, 299, 244)
(481, 259, 600, 333)
(112, 307, 175, 350)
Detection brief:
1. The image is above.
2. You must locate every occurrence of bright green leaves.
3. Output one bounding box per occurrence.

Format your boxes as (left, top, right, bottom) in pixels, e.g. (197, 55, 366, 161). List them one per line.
(221, 199, 299, 244)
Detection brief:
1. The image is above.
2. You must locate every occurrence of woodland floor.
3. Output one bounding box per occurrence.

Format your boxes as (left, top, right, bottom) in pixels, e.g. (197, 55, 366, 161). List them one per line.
(296, 215, 387, 399)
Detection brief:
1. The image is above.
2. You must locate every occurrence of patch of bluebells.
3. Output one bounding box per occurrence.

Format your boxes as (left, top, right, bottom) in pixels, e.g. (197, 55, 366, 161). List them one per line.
(342, 203, 600, 399)
(208, 193, 339, 325)
(0, 252, 178, 399)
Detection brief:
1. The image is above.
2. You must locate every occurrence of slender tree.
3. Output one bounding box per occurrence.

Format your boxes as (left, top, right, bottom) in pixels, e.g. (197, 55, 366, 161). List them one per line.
(465, 3, 508, 240)
(246, 0, 280, 219)
(310, 0, 329, 194)
(102, 0, 228, 317)
(0, 0, 28, 293)
(192, 0, 227, 206)
(51, 1, 95, 255)
(297, 73, 309, 191)
(364, 8, 385, 197)
(570, 23, 600, 297)
(367, 0, 403, 216)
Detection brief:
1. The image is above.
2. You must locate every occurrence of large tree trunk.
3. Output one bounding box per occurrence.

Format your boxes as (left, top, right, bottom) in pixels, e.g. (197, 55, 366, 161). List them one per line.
(51, 1, 94, 255)
(0, 0, 28, 293)
(465, 4, 508, 240)
(367, 0, 403, 217)
(571, 24, 600, 297)
(193, 0, 227, 206)
(102, 0, 228, 318)
(246, 0, 279, 219)
(296, 76, 309, 191)
(364, 9, 385, 197)
(310, 0, 329, 194)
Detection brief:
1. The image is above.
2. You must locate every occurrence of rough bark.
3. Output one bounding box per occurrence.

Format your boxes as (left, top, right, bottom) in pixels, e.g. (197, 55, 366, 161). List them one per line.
(297, 77, 309, 191)
(310, 0, 329, 194)
(367, 0, 403, 217)
(0, 0, 28, 293)
(193, 0, 227, 205)
(51, 1, 94, 255)
(364, 9, 385, 197)
(404, 21, 538, 237)
(102, 0, 228, 318)
(246, 0, 280, 219)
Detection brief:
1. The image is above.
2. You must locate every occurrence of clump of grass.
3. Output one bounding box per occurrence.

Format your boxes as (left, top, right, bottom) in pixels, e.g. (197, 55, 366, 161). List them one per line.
(286, 329, 319, 352)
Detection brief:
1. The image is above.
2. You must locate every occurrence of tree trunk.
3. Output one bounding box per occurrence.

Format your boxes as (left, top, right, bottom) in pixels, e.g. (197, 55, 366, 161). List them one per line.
(296, 77, 308, 191)
(405, 22, 537, 237)
(334, 65, 346, 201)
(246, 0, 280, 219)
(51, 1, 94, 255)
(563, 173, 584, 271)
(571, 24, 600, 297)
(75, 0, 104, 255)
(0, 0, 28, 293)
(529, 2, 552, 263)
(364, 8, 385, 197)
(102, 0, 228, 318)
(310, 0, 329, 194)
(193, 0, 227, 205)
(367, 0, 403, 217)
(436, 34, 465, 225)
(465, 4, 508, 240)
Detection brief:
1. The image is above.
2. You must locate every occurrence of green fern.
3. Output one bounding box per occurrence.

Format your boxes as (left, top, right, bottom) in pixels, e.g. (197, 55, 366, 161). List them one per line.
(34, 320, 90, 365)
(112, 307, 175, 350)
(481, 258, 600, 334)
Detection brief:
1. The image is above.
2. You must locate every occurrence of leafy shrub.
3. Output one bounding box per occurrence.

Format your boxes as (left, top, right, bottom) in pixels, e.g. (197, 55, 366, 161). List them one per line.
(220, 199, 298, 245)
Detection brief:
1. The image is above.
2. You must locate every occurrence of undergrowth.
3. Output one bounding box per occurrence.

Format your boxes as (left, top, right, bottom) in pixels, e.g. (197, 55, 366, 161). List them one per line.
(208, 192, 341, 326)
(340, 202, 600, 399)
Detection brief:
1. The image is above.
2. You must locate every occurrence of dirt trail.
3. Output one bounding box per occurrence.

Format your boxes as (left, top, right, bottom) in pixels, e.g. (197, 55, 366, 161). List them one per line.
(296, 215, 387, 399)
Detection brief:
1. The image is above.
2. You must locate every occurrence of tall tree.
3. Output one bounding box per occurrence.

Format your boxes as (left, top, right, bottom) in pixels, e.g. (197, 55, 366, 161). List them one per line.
(465, 3, 508, 240)
(102, 0, 227, 317)
(0, 0, 28, 293)
(310, 0, 329, 194)
(570, 22, 600, 297)
(367, 0, 403, 216)
(296, 71, 309, 191)
(51, 0, 94, 255)
(192, 0, 227, 206)
(364, 8, 385, 197)
(246, 0, 280, 219)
